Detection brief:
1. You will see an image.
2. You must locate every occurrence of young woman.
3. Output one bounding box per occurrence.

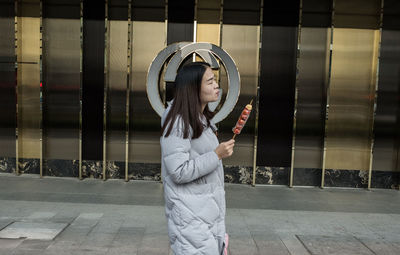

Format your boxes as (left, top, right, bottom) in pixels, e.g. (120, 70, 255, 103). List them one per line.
(160, 62, 235, 254)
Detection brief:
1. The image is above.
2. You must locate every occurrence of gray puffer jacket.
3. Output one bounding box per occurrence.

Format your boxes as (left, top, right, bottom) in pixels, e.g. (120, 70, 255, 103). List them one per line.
(160, 106, 226, 255)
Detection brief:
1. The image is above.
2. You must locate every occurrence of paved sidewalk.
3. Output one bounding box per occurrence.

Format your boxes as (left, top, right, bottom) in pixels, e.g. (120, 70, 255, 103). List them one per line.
(0, 173, 399, 255)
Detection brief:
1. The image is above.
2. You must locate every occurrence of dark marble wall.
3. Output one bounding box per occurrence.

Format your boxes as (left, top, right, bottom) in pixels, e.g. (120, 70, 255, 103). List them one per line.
(18, 158, 40, 175)
(0, 157, 398, 189)
(128, 163, 162, 181)
(324, 169, 368, 188)
(81, 160, 103, 179)
(293, 168, 322, 187)
(224, 166, 252, 184)
(371, 171, 400, 189)
(45, 159, 79, 177)
(255, 167, 289, 185)
(0, 157, 16, 174)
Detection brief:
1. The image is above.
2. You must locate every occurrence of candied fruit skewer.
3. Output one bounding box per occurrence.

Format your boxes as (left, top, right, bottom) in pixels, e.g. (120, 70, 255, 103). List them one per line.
(232, 99, 253, 140)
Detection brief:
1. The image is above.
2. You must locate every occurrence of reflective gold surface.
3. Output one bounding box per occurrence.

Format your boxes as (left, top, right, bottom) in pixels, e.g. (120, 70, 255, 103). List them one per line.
(196, 24, 220, 45)
(325, 28, 379, 170)
(197, 0, 220, 24)
(43, 19, 81, 160)
(196, 23, 221, 94)
(17, 17, 41, 159)
(2, 1, 396, 187)
(129, 21, 165, 163)
(220, 24, 259, 166)
(107, 20, 128, 161)
(0, 16, 16, 158)
(294, 28, 331, 169)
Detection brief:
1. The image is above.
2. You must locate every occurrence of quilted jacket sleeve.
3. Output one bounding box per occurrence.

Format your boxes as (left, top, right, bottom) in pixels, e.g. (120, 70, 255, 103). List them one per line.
(161, 120, 220, 184)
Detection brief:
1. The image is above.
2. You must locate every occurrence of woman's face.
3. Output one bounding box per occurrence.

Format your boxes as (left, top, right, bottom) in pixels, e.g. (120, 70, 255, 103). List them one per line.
(200, 67, 219, 105)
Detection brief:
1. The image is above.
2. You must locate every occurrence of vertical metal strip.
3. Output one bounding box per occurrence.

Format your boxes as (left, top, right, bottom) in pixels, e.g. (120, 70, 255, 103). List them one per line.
(125, 0, 132, 182)
(219, 0, 223, 49)
(193, 0, 197, 61)
(79, 0, 83, 180)
(162, 0, 168, 105)
(160, 0, 168, 183)
(165, 0, 168, 47)
(15, 0, 19, 176)
(103, 0, 109, 181)
(321, 0, 336, 188)
(289, 0, 303, 188)
(39, 0, 43, 178)
(193, 1, 197, 38)
(368, 0, 385, 190)
(252, 0, 263, 187)
(217, 0, 223, 88)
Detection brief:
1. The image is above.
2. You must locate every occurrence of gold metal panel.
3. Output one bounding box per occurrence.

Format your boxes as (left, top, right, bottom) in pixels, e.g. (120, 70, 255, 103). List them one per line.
(197, 0, 220, 24)
(17, 17, 41, 159)
(197, 0, 220, 10)
(107, 20, 128, 161)
(196, 23, 220, 80)
(43, 19, 81, 160)
(196, 24, 220, 45)
(129, 21, 165, 163)
(18, 18, 40, 63)
(293, 28, 331, 169)
(131, 22, 165, 91)
(0, 16, 17, 158)
(325, 28, 379, 170)
(220, 24, 259, 166)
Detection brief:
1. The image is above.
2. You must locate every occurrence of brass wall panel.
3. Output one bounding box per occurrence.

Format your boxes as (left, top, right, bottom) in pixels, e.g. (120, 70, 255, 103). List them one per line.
(129, 21, 165, 163)
(43, 19, 80, 160)
(197, 0, 220, 24)
(294, 28, 330, 168)
(0, 15, 16, 157)
(325, 28, 379, 170)
(372, 29, 400, 172)
(220, 24, 259, 166)
(196, 24, 220, 45)
(17, 17, 41, 159)
(334, 0, 380, 29)
(196, 23, 220, 98)
(107, 20, 128, 161)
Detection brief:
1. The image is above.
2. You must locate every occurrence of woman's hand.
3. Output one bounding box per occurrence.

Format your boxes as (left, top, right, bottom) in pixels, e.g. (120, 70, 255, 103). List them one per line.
(215, 139, 235, 159)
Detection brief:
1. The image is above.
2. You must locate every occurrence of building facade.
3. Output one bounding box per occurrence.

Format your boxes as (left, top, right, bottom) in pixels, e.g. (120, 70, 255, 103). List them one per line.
(0, 0, 399, 189)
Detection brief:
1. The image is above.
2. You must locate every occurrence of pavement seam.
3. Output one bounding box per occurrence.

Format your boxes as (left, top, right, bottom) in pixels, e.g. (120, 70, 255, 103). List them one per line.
(0, 220, 15, 232)
(276, 235, 292, 255)
(295, 235, 314, 255)
(237, 209, 261, 255)
(353, 235, 377, 255)
(51, 223, 71, 241)
(279, 234, 309, 255)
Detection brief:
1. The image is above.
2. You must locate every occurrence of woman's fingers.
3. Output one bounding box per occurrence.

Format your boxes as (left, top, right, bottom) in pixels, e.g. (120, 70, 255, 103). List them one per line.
(215, 139, 236, 159)
(226, 139, 235, 146)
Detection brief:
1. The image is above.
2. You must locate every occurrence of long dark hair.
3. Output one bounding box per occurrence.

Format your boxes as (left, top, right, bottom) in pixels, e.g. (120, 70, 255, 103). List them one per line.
(161, 62, 215, 139)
